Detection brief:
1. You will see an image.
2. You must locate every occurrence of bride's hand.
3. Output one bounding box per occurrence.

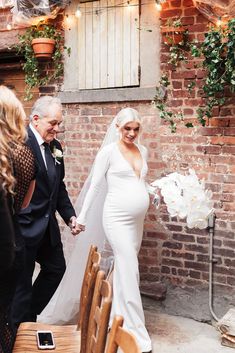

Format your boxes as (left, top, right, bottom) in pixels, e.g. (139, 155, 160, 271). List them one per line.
(76, 224, 85, 233)
(72, 223, 85, 236)
(69, 217, 85, 236)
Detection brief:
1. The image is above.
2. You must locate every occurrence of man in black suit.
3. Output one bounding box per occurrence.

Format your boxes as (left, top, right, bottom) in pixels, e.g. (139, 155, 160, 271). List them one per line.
(11, 96, 80, 325)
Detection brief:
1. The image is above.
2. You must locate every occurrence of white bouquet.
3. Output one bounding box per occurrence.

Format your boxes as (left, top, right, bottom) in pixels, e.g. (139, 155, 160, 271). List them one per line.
(151, 169, 214, 229)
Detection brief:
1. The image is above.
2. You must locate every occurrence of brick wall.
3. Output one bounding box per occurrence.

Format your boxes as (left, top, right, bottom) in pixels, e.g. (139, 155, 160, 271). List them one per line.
(151, 0, 235, 319)
(0, 2, 235, 321)
(60, 1, 235, 320)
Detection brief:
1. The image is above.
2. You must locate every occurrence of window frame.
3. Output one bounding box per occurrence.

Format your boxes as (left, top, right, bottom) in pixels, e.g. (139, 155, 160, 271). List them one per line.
(60, 0, 160, 103)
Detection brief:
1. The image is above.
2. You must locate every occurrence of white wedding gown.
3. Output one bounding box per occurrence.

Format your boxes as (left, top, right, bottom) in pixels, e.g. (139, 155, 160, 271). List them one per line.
(38, 142, 152, 352)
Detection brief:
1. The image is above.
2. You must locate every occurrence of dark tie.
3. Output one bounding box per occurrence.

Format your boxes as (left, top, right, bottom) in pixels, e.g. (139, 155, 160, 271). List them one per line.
(43, 142, 56, 186)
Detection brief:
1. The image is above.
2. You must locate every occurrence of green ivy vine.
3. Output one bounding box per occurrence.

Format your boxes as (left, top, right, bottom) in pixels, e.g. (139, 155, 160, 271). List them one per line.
(154, 18, 235, 132)
(14, 22, 71, 100)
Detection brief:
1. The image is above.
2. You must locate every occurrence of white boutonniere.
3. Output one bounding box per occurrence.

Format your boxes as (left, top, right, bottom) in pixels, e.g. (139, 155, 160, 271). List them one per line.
(52, 147, 63, 165)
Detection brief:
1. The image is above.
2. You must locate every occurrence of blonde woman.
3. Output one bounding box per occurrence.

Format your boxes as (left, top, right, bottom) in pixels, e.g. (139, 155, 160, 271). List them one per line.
(39, 108, 152, 352)
(0, 85, 35, 353)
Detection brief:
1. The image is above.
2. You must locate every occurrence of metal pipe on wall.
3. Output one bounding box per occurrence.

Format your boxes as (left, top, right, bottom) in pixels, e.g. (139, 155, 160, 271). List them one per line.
(208, 212, 220, 322)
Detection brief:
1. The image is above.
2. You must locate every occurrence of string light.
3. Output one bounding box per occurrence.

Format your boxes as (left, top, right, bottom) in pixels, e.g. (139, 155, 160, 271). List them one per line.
(127, 0, 131, 8)
(75, 6, 82, 18)
(155, 0, 165, 11)
(4, 0, 163, 30)
(72, 0, 148, 17)
(155, 2, 162, 11)
(216, 17, 222, 27)
(63, 14, 75, 29)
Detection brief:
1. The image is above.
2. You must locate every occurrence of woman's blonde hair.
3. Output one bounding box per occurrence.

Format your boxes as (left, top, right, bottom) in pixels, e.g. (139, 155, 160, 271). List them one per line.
(0, 85, 27, 194)
(116, 108, 141, 129)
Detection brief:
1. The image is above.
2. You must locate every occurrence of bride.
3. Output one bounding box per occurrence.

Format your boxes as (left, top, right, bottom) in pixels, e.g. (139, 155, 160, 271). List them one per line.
(38, 108, 152, 353)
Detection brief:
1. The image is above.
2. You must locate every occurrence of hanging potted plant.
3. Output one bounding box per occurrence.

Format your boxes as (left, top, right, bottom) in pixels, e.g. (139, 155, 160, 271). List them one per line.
(14, 22, 71, 100)
(31, 37, 56, 59)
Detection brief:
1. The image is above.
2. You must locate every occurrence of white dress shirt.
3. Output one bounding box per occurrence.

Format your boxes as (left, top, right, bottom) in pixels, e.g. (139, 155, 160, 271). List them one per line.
(29, 123, 48, 169)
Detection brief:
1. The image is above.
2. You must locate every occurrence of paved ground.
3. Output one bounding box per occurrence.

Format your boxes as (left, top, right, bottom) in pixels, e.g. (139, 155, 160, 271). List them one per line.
(143, 297, 233, 353)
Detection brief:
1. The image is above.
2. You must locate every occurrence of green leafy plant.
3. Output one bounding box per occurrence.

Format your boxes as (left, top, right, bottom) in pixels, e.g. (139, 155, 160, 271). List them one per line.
(162, 18, 189, 66)
(191, 19, 235, 126)
(15, 22, 71, 100)
(153, 74, 184, 133)
(154, 18, 235, 132)
(153, 18, 190, 132)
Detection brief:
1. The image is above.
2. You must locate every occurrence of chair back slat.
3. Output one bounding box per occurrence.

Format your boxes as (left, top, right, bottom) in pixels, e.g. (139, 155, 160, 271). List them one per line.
(78, 245, 101, 353)
(94, 307, 101, 324)
(86, 271, 112, 353)
(106, 316, 141, 353)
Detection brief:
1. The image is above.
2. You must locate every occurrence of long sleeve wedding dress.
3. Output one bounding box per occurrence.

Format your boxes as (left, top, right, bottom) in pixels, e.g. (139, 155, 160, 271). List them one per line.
(38, 141, 152, 352)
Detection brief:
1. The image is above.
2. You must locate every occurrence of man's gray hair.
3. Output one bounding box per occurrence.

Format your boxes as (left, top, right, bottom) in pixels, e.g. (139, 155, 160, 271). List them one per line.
(29, 96, 62, 121)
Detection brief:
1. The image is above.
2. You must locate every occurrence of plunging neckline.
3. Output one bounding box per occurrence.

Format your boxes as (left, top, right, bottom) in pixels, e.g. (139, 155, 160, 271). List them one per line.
(116, 142, 143, 179)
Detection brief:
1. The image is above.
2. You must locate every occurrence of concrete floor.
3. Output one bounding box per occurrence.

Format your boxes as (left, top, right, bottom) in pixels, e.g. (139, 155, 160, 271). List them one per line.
(143, 297, 233, 353)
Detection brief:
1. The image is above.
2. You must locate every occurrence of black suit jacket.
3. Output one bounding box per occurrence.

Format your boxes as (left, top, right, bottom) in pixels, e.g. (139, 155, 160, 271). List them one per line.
(17, 127, 76, 246)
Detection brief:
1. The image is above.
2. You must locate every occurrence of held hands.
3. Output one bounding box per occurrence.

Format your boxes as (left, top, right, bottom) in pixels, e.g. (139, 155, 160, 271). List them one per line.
(68, 216, 85, 236)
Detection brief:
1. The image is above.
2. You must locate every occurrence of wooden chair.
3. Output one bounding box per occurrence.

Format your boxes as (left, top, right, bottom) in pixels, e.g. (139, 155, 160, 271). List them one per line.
(13, 245, 101, 353)
(106, 316, 141, 353)
(86, 270, 112, 353)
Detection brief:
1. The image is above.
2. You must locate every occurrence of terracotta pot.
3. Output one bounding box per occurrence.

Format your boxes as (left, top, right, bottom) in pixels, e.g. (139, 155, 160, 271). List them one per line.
(31, 38, 55, 59)
(161, 27, 185, 45)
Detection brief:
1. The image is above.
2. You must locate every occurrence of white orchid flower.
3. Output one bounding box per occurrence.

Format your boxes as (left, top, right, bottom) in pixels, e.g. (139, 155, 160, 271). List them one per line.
(151, 169, 214, 229)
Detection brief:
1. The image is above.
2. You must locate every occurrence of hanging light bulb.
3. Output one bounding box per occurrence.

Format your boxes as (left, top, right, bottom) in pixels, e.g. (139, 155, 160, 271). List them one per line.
(64, 14, 75, 30)
(75, 6, 82, 18)
(6, 23, 12, 30)
(155, 1, 162, 11)
(216, 17, 222, 27)
(127, 1, 131, 9)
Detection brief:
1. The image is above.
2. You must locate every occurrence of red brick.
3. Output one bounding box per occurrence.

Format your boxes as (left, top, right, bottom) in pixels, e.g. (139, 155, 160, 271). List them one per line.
(196, 15, 210, 24)
(189, 270, 201, 279)
(162, 258, 184, 267)
(227, 277, 235, 286)
(184, 7, 199, 16)
(224, 259, 235, 267)
(185, 244, 208, 254)
(177, 269, 189, 276)
(185, 261, 209, 271)
(172, 233, 195, 242)
(184, 98, 204, 106)
(172, 80, 183, 89)
(188, 23, 208, 32)
(170, 0, 182, 7)
(211, 136, 235, 145)
(171, 70, 196, 79)
(163, 241, 183, 249)
(172, 90, 195, 98)
(183, 108, 194, 115)
(196, 145, 222, 154)
(167, 99, 184, 108)
(161, 9, 183, 18)
(181, 16, 195, 25)
(222, 146, 235, 154)
(182, 0, 194, 6)
(161, 266, 171, 274)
